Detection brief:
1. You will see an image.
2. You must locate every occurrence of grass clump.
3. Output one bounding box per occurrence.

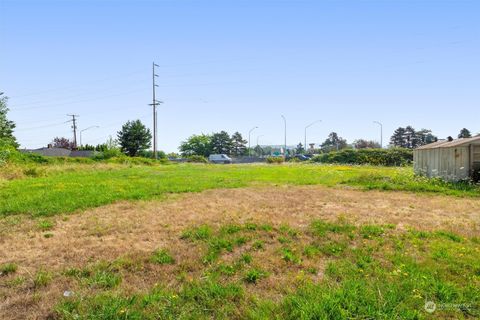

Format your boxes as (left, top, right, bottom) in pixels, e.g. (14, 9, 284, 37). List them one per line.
(37, 219, 55, 231)
(244, 268, 268, 284)
(87, 270, 121, 289)
(281, 248, 302, 264)
(311, 219, 355, 236)
(360, 225, 385, 239)
(151, 249, 175, 265)
(0, 262, 18, 275)
(181, 225, 212, 241)
(34, 269, 53, 288)
(435, 230, 463, 243)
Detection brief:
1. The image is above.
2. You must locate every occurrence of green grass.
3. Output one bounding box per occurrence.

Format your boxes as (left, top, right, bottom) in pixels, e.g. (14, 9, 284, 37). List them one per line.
(53, 221, 480, 319)
(151, 249, 175, 265)
(1, 163, 479, 217)
(0, 262, 18, 275)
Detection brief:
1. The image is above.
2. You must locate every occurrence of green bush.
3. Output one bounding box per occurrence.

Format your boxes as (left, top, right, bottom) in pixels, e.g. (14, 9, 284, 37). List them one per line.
(311, 148, 412, 166)
(187, 155, 208, 163)
(266, 156, 285, 164)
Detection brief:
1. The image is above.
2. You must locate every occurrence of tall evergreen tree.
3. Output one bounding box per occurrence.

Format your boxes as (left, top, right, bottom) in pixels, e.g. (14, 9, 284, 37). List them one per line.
(390, 127, 407, 148)
(117, 120, 152, 157)
(458, 128, 472, 138)
(321, 132, 347, 152)
(416, 129, 437, 146)
(231, 131, 247, 156)
(391, 126, 437, 148)
(404, 126, 419, 149)
(211, 131, 234, 155)
(296, 142, 305, 154)
(0, 93, 19, 148)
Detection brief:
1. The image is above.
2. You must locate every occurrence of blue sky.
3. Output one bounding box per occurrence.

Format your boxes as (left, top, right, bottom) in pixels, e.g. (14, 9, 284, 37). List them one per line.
(1, 0, 478, 152)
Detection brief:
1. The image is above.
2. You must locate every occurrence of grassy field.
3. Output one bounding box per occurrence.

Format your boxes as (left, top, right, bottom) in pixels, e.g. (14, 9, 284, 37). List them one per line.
(1, 162, 479, 319)
(48, 221, 480, 320)
(1, 162, 479, 217)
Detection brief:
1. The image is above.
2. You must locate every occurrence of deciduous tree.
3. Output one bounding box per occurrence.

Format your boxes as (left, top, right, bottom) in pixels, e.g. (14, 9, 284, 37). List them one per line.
(179, 134, 212, 157)
(0, 93, 18, 148)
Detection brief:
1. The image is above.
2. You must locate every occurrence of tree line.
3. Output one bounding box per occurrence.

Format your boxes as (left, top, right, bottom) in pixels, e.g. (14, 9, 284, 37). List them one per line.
(0, 92, 478, 158)
(179, 131, 247, 157)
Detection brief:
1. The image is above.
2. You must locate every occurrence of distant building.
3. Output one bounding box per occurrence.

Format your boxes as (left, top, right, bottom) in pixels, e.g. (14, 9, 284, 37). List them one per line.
(413, 136, 480, 181)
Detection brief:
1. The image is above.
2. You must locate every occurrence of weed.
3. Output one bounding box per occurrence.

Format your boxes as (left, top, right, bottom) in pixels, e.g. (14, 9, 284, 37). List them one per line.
(34, 269, 53, 287)
(0, 263, 18, 275)
(37, 219, 54, 231)
(151, 249, 175, 265)
(360, 225, 384, 239)
(181, 225, 212, 241)
(244, 268, 267, 284)
(311, 219, 355, 236)
(240, 253, 253, 264)
(87, 270, 121, 289)
(252, 240, 265, 250)
(220, 224, 242, 234)
(435, 230, 463, 242)
(281, 248, 301, 264)
(303, 244, 321, 258)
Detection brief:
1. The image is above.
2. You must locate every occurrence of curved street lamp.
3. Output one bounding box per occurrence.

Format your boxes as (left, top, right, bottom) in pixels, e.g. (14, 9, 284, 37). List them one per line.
(304, 120, 321, 153)
(248, 126, 258, 156)
(281, 115, 286, 156)
(80, 126, 100, 146)
(373, 121, 383, 148)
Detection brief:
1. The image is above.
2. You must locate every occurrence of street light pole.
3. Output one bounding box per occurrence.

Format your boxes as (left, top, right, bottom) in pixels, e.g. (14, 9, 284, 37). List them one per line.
(304, 120, 321, 153)
(373, 121, 383, 148)
(80, 126, 100, 147)
(248, 126, 258, 156)
(256, 134, 264, 146)
(281, 115, 286, 156)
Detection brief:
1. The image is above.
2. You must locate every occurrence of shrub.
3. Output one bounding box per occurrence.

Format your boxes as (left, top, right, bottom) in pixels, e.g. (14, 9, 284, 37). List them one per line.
(311, 148, 413, 166)
(266, 156, 284, 164)
(187, 155, 208, 163)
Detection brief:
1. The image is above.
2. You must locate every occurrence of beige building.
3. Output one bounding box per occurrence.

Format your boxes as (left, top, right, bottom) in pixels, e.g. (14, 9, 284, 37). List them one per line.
(413, 136, 480, 181)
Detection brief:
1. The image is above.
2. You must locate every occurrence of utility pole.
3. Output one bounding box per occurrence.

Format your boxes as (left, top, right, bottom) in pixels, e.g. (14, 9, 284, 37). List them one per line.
(67, 114, 79, 149)
(281, 115, 287, 157)
(373, 121, 383, 148)
(149, 62, 162, 159)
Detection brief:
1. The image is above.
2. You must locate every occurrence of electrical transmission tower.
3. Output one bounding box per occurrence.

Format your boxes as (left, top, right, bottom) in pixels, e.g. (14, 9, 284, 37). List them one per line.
(149, 62, 163, 159)
(67, 114, 79, 149)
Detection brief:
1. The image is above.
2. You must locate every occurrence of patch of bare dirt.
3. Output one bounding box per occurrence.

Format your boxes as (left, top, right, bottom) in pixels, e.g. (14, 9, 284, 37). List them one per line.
(1, 185, 479, 319)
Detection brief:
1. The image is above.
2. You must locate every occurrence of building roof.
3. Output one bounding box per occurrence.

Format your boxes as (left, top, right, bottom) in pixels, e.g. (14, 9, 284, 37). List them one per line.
(416, 136, 480, 150)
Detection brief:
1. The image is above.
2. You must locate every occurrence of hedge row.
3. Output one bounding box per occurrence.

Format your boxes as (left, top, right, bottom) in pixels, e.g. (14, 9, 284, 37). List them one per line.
(311, 148, 413, 166)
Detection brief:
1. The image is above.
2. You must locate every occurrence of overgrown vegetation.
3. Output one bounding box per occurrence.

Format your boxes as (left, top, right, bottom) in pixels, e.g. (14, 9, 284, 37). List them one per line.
(311, 148, 413, 166)
(46, 220, 480, 319)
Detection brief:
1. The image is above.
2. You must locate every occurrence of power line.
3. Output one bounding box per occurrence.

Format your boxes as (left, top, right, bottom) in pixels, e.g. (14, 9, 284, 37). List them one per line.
(14, 121, 68, 132)
(10, 88, 149, 111)
(8, 69, 148, 99)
